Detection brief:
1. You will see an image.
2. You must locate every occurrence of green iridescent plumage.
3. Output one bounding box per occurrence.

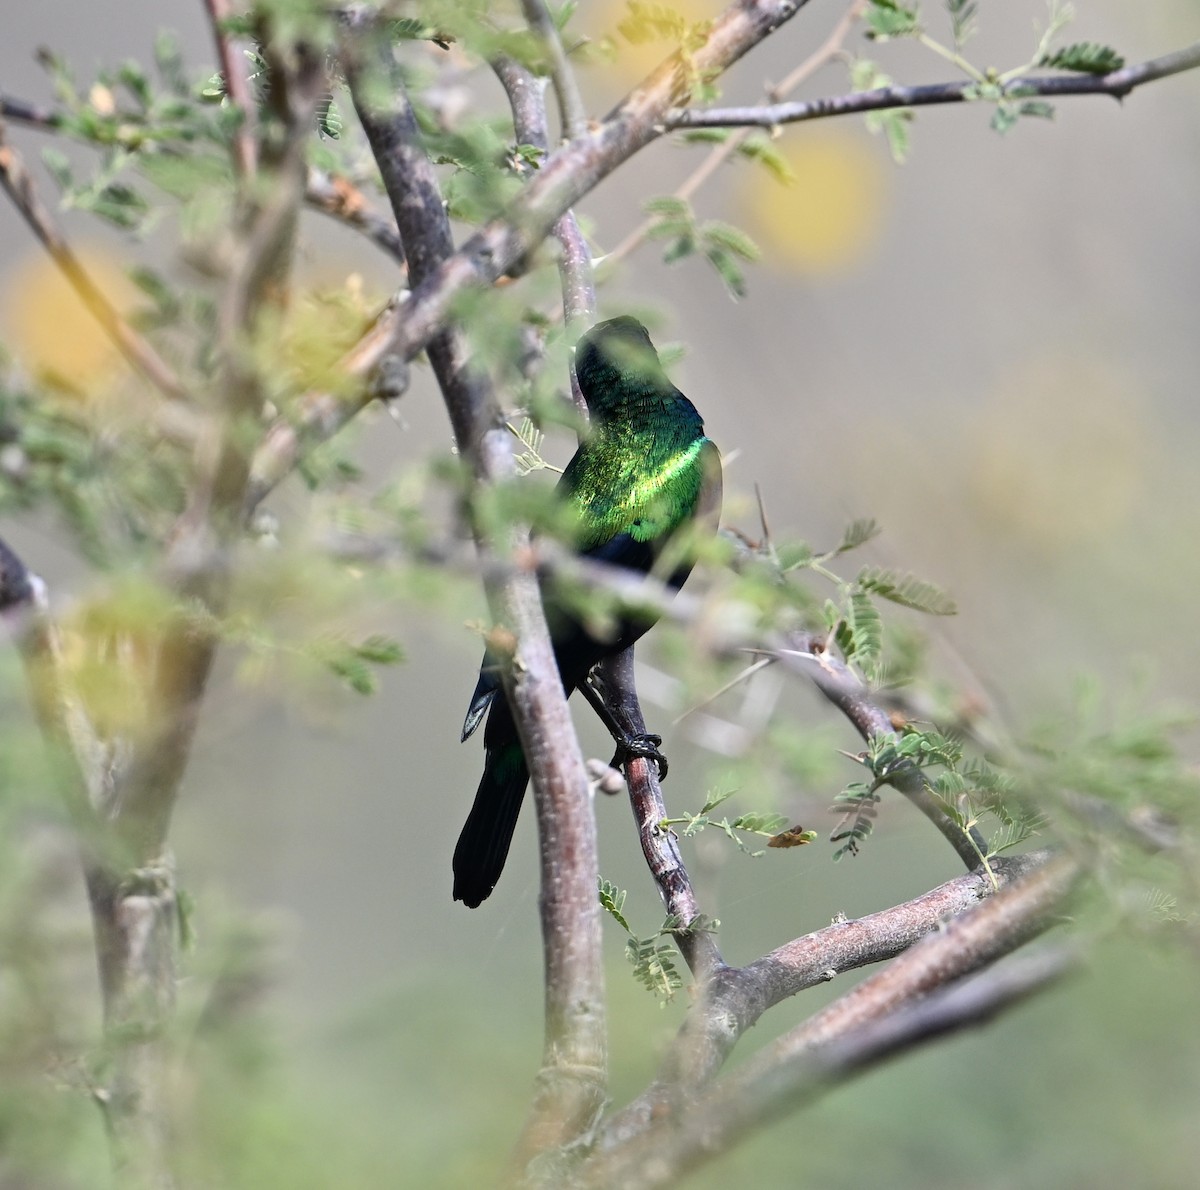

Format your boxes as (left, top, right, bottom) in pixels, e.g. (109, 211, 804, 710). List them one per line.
(453, 316, 722, 907)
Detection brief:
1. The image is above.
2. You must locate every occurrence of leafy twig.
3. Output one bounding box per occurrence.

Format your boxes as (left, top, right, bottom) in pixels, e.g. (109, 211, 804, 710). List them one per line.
(669, 40, 1200, 128)
(0, 124, 189, 401)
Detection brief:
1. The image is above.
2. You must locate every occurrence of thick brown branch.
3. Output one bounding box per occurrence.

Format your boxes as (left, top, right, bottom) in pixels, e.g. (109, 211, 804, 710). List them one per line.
(245, 0, 817, 495)
(344, 27, 607, 1154)
(585, 854, 1077, 1187)
(585, 942, 1079, 1189)
(755, 853, 1076, 1059)
(601, 850, 1052, 1145)
(669, 41, 1200, 129)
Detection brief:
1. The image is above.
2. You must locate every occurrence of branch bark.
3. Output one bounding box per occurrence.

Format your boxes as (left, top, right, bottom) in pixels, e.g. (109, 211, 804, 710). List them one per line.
(601, 848, 1056, 1145)
(583, 853, 1078, 1188)
(344, 22, 607, 1156)
(669, 41, 1200, 129)
(0, 539, 179, 1189)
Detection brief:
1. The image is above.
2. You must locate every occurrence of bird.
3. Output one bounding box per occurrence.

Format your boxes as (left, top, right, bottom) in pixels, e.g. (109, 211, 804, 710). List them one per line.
(453, 315, 722, 907)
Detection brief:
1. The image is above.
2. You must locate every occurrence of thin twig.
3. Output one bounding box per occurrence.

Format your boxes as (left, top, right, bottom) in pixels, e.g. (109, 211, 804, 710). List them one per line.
(492, 55, 594, 418)
(0, 94, 62, 130)
(305, 165, 406, 264)
(202, 0, 258, 177)
(585, 855, 1077, 1187)
(779, 630, 986, 867)
(589, 651, 725, 980)
(0, 124, 188, 402)
(521, 0, 588, 141)
(601, 849, 1054, 1144)
(670, 40, 1200, 129)
(301, 529, 999, 869)
(608, 0, 865, 266)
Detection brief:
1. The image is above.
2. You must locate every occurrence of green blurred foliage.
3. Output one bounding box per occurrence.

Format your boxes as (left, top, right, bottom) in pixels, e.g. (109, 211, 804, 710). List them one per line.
(0, 0, 1197, 1186)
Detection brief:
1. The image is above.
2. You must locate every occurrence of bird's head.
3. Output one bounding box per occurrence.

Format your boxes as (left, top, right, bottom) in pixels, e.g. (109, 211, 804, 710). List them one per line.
(573, 316, 670, 416)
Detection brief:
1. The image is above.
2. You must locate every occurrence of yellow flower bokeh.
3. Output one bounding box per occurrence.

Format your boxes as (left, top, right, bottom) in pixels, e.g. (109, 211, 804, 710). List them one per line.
(1, 247, 134, 395)
(738, 130, 888, 275)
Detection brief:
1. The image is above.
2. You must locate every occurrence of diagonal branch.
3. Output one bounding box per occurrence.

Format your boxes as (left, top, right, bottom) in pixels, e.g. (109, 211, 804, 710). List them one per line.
(587, 942, 1080, 1189)
(0, 123, 188, 402)
(600, 848, 1054, 1146)
(246, 0, 819, 487)
(778, 630, 985, 867)
(669, 40, 1200, 129)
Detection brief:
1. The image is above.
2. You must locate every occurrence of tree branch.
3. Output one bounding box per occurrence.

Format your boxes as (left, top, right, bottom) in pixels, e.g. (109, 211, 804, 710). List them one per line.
(304, 165, 406, 264)
(306, 532, 997, 871)
(601, 849, 1054, 1145)
(0, 123, 189, 402)
(585, 854, 1078, 1187)
(0, 536, 179, 1188)
(244, 0, 818, 494)
(0, 93, 62, 130)
(202, 0, 258, 178)
(588, 651, 724, 980)
(114, 33, 322, 862)
(520, 0, 588, 142)
(608, 0, 866, 266)
(585, 942, 1080, 1189)
(777, 630, 985, 867)
(492, 54, 594, 418)
(755, 853, 1076, 1060)
(669, 40, 1200, 129)
(343, 23, 607, 1154)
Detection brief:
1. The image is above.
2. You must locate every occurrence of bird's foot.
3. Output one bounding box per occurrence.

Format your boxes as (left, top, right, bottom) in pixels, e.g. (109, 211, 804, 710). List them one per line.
(611, 732, 668, 781)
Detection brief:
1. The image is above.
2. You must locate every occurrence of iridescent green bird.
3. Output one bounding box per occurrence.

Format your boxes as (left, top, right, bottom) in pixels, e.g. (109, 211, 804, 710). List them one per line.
(454, 316, 722, 907)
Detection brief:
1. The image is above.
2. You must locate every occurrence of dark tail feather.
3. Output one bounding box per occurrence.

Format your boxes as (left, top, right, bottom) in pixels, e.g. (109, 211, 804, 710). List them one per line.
(453, 738, 529, 907)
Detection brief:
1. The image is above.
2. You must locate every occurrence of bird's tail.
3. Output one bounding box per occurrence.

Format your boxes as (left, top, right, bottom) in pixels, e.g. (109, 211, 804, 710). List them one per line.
(453, 736, 529, 908)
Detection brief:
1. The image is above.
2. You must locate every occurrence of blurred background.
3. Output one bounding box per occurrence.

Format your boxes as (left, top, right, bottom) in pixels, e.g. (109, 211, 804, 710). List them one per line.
(2, 0, 1200, 1185)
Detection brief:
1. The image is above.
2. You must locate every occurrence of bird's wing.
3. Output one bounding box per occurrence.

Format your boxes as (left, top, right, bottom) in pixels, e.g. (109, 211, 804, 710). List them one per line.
(461, 658, 501, 741)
